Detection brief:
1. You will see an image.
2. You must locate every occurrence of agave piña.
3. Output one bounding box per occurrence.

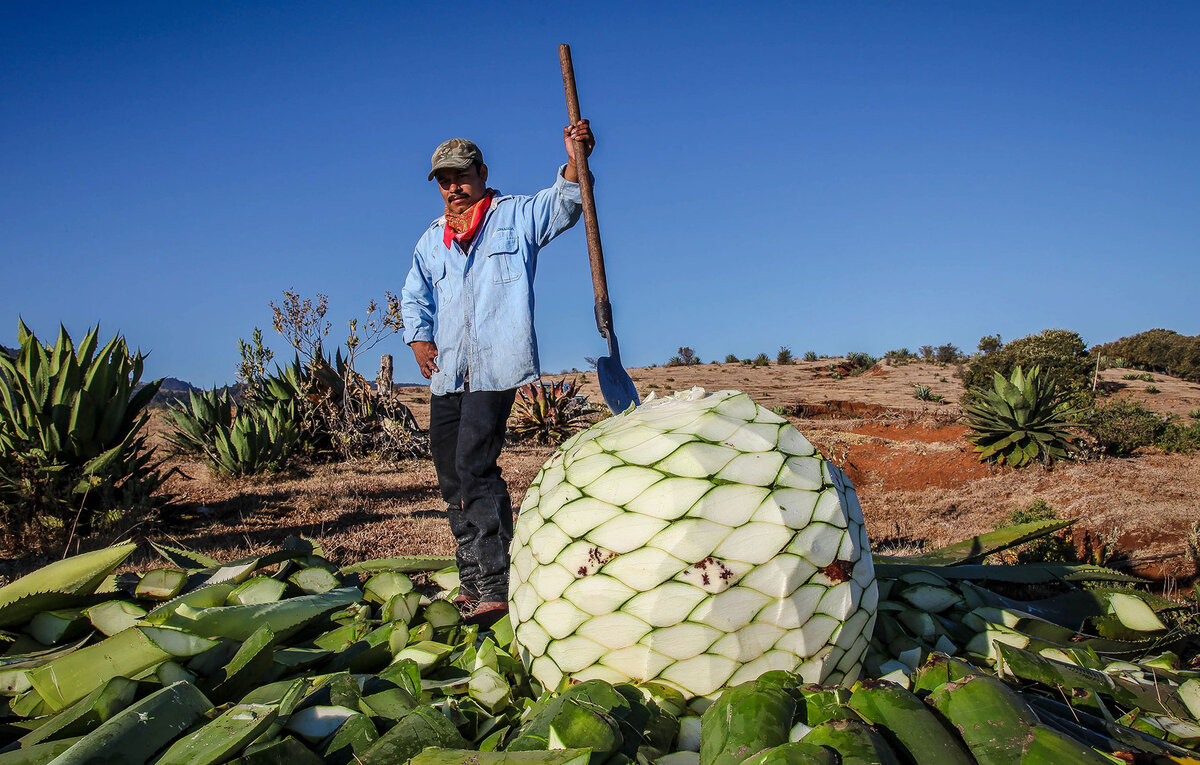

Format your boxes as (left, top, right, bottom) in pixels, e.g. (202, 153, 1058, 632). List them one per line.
(508, 388, 877, 697)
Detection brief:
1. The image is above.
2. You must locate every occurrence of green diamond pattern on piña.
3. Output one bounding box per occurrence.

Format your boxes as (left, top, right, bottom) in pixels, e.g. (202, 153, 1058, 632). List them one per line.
(509, 388, 878, 698)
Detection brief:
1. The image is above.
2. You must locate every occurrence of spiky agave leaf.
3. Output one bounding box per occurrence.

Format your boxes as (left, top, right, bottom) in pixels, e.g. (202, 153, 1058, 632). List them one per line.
(509, 388, 877, 699)
(964, 365, 1079, 467)
(0, 543, 137, 627)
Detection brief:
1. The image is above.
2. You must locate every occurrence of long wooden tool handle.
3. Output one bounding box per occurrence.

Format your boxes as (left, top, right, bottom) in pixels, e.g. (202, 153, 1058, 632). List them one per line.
(559, 43, 612, 339)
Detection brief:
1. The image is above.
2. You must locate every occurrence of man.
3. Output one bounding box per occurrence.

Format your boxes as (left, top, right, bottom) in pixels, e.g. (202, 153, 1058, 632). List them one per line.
(401, 122, 595, 626)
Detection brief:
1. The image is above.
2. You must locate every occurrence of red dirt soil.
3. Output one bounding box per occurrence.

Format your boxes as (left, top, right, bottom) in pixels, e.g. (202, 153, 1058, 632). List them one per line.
(835, 422, 995, 492)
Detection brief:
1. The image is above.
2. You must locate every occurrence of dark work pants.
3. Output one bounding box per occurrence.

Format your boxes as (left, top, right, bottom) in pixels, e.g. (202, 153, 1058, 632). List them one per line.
(429, 388, 517, 602)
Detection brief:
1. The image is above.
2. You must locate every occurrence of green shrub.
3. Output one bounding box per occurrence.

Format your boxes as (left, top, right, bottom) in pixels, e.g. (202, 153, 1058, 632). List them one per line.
(1145, 384, 1160, 394)
(935, 343, 961, 364)
(0, 322, 164, 547)
(1156, 420, 1200, 454)
(1190, 408, 1200, 420)
(1084, 397, 1165, 456)
(978, 334, 1002, 354)
(964, 365, 1078, 467)
(1094, 328, 1200, 381)
(724, 353, 739, 364)
(666, 347, 700, 366)
(803, 350, 817, 362)
(752, 352, 770, 367)
(962, 329, 1094, 408)
(884, 348, 917, 366)
(776, 346, 793, 365)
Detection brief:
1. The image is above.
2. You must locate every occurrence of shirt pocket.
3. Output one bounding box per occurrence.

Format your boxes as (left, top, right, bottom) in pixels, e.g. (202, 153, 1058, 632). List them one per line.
(487, 229, 522, 284)
(432, 261, 449, 295)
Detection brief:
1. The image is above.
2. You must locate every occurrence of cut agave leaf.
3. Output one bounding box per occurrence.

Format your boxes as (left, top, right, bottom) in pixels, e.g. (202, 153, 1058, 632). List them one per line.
(143, 583, 238, 624)
(289, 567, 342, 595)
(27, 627, 176, 709)
(358, 705, 468, 764)
(134, 568, 188, 600)
(155, 660, 196, 686)
(24, 609, 90, 646)
(363, 572, 414, 604)
(47, 681, 212, 762)
(154, 702, 278, 765)
(286, 705, 361, 742)
(166, 587, 363, 640)
(0, 542, 138, 628)
(431, 567, 461, 592)
(392, 641, 454, 672)
(207, 624, 276, 702)
(468, 666, 512, 713)
(240, 735, 325, 765)
(406, 749, 593, 765)
(1180, 678, 1200, 721)
(1107, 592, 1168, 632)
(83, 600, 146, 636)
(227, 576, 288, 606)
(320, 712, 379, 763)
(17, 676, 138, 748)
(423, 599, 461, 629)
(339, 555, 456, 576)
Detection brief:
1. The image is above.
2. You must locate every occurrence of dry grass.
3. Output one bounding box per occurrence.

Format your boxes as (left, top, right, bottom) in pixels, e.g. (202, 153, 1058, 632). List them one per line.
(3, 359, 1199, 584)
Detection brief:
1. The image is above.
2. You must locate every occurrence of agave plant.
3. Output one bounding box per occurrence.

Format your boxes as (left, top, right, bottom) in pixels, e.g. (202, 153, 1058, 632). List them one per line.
(165, 390, 300, 477)
(508, 377, 593, 445)
(912, 384, 943, 402)
(0, 322, 163, 543)
(162, 389, 235, 456)
(254, 354, 330, 456)
(208, 402, 300, 477)
(963, 365, 1078, 467)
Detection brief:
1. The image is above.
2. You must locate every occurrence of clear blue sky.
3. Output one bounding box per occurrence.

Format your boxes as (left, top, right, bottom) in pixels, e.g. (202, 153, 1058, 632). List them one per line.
(3, 2, 1197, 387)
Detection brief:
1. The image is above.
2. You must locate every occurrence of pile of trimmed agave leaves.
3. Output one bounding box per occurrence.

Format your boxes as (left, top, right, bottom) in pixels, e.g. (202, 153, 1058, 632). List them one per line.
(0, 522, 1197, 765)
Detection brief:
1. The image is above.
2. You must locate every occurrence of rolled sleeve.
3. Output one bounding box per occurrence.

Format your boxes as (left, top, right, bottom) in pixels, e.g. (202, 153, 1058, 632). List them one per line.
(519, 165, 586, 248)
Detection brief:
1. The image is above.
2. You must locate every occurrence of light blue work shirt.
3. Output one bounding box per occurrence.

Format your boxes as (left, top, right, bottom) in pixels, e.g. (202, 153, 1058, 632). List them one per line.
(401, 166, 584, 395)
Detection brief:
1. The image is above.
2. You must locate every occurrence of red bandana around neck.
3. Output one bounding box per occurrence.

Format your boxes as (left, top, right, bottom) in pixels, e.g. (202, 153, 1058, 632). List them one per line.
(443, 191, 495, 249)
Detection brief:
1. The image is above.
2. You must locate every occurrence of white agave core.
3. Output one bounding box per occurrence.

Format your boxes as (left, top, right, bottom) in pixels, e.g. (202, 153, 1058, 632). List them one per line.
(508, 388, 878, 698)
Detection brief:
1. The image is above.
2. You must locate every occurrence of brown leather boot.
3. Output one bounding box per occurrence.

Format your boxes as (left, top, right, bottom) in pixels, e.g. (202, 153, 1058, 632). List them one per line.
(464, 600, 508, 628)
(452, 590, 480, 616)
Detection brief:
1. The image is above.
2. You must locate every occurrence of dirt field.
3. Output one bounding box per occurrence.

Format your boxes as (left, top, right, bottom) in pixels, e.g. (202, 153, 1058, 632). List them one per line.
(5, 359, 1199, 585)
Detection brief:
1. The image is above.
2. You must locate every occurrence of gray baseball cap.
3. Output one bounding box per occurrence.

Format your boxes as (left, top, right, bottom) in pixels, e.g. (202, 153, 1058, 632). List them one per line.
(428, 138, 483, 181)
